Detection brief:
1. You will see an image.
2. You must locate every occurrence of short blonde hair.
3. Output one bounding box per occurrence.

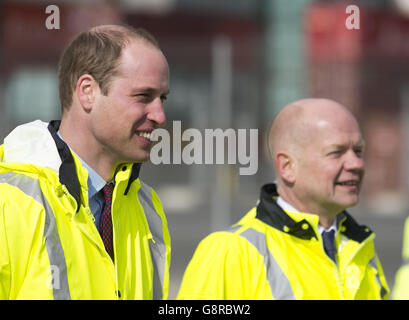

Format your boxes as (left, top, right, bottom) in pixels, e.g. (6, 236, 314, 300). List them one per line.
(57, 25, 159, 112)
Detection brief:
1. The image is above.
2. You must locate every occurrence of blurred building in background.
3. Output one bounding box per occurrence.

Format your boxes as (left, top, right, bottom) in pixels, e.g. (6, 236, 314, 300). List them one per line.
(1, 0, 408, 298)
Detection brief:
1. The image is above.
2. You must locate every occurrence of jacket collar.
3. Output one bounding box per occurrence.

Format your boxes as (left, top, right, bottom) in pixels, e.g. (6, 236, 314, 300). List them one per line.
(256, 183, 372, 243)
(48, 120, 141, 211)
(2, 120, 61, 170)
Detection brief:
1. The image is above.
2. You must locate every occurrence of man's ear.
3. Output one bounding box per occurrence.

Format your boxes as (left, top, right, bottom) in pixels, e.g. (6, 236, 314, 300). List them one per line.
(75, 74, 98, 112)
(275, 151, 296, 184)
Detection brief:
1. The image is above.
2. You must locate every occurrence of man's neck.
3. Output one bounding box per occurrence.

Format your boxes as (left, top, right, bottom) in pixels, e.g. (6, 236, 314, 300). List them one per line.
(59, 117, 116, 182)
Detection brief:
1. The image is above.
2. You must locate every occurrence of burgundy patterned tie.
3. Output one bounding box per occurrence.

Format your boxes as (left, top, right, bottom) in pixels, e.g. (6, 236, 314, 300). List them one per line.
(100, 183, 114, 261)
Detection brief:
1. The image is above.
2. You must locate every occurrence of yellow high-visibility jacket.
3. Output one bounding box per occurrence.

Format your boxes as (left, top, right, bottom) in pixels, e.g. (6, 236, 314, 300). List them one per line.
(0, 120, 171, 299)
(393, 216, 409, 299)
(178, 184, 389, 300)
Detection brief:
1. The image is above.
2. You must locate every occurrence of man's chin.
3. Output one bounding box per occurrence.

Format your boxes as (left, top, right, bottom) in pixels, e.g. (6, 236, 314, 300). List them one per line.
(339, 197, 360, 210)
(133, 155, 150, 163)
(124, 150, 151, 164)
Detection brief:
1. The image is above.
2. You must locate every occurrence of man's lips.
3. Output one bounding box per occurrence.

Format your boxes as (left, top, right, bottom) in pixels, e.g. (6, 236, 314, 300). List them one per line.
(336, 180, 360, 186)
(335, 179, 362, 192)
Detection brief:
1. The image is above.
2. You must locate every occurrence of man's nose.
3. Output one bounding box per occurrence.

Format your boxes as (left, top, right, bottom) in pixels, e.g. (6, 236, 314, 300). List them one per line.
(147, 98, 166, 126)
(344, 151, 365, 172)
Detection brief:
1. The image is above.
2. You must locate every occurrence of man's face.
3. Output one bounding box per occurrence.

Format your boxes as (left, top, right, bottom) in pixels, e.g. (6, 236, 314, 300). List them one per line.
(90, 40, 169, 164)
(293, 115, 365, 215)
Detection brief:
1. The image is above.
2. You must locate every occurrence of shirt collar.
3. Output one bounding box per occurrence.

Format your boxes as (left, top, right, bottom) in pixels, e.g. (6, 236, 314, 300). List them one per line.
(276, 196, 299, 214)
(76, 154, 106, 197)
(277, 196, 337, 234)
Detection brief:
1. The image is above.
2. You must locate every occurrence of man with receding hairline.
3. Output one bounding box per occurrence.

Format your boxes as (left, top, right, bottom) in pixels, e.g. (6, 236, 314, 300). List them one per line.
(178, 98, 389, 300)
(0, 24, 171, 299)
(269, 98, 366, 229)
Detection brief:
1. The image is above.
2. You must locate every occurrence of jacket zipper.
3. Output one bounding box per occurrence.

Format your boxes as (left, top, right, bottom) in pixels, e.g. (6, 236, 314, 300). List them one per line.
(62, 184, 119, 298)
(317, 228, 345, 299)
(334, 231, 344, 299)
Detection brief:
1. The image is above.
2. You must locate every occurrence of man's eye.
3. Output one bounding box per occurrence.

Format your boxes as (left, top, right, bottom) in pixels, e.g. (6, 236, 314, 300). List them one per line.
(354, 148, 364, 157)
(134, 94, 151, 101)
(328, 150, 343, 157)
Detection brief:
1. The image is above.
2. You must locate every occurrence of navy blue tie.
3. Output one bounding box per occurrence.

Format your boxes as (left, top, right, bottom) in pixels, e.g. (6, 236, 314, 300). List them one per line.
(322, 229, 336, 262)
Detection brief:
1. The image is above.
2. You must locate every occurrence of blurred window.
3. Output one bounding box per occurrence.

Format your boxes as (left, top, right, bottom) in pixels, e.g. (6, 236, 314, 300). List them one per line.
(5, 67, 60, 123)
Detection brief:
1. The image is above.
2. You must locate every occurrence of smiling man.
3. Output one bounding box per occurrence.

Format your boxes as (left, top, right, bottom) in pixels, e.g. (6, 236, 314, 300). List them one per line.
(178, 98, 389, 300)
(0, 25, 171, 299)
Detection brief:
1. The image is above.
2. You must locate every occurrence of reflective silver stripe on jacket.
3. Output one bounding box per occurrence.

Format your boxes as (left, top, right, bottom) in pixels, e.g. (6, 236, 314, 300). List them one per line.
(0, 172, 71, 300)
(137, 181, 167, 300)
(369, 256, 388, 299)
(229, 226, 295, 300)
